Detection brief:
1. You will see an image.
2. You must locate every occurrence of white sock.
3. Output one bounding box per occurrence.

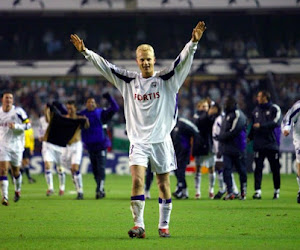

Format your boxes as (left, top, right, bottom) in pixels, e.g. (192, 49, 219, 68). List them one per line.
(13, 173, 22, 192)
(218, 172, 226, 193)
(45, 171, 53, 190)
(183, 188, 189, 197)
(195, 173, 201, 195)
(232, 173, 239, 194)
(158, 198, 172, 229)
(73, 171, 83, 193)
(58, 172, 65, 191)
(0, 176, 9, 199)
(274, 189, 280, 194)
(100, 180, 105, 192)
(255, 189, 262, 195)
(297, 177, 300, 191)
(130, 200, 145, 229)
(209, 172, 216, 193)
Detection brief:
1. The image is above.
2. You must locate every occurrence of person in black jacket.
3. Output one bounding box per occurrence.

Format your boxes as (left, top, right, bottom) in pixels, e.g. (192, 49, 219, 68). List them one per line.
(192, 98, 218, 199)
(248, 90, 281, 200)
(172, 117, 200, 199)
(216, 96, 247, 200)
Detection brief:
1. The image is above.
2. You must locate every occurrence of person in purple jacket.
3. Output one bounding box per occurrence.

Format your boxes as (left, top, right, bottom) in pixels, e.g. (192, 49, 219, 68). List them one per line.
(79, 93, 119, 199)
(216, 96, 248, 200)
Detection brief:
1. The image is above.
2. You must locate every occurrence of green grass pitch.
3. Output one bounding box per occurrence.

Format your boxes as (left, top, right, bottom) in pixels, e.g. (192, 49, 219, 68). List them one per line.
(1, 173, 300, 249)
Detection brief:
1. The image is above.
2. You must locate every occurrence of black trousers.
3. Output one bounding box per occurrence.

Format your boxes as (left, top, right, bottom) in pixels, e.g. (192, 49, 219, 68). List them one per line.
(174, 158, 189, 190)
(254, 149, 281, 190)
(223, 152, 247, 194)
(88, 149, 107, 192)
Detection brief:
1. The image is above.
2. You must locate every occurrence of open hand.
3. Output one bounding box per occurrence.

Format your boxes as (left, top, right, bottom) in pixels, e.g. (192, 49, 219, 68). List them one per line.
(192, 21, 206, 42)
(70, 34, 86, 52)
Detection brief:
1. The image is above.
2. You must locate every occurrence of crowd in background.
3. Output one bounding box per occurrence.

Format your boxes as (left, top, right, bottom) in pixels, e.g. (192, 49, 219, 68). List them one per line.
(0, 14, 300, 60)
(0, 73, 299, 142)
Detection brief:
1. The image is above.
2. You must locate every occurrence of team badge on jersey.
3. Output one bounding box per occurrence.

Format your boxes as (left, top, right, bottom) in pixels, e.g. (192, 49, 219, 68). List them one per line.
(151, 82, 157, 88)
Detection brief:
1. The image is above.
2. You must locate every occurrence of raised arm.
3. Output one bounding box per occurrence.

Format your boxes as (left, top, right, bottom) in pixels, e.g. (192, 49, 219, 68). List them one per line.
(101, 92, 120, 123)
(191, 21, 206, 43)
(70, 34, 86, 52)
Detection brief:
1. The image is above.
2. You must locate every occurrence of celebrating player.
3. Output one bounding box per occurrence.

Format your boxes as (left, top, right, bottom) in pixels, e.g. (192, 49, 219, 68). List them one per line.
(71, 21, 206, 238)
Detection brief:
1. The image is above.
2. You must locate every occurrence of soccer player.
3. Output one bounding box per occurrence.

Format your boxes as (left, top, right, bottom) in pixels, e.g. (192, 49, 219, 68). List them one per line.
(216, 96, 248, 200)
(281, 100, 300, 203)
(22, 126, 36, 184)
(192, 98, 218, 199)
(70, 21, 206, 238)
(61, 100, 89, 200)
(248, 91, 281, 199)
(43, 102, 87, 197)
(0, 90, 31, 206)
(79, 93, 119, 199)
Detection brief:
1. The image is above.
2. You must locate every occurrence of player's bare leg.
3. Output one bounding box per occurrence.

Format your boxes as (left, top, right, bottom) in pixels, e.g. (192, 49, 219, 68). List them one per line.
(128, 165, 146, 238)
(156, 172, 172, 237)
(11, 165, 22, 202)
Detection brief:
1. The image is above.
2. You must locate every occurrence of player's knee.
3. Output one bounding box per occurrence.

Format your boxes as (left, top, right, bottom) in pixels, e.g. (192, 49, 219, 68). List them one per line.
(157, 181, 170, 194)
(132, 176, 143, 189)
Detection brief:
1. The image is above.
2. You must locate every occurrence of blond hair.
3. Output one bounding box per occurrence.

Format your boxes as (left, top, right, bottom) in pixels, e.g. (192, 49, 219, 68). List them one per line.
(136, 44, 155, 57)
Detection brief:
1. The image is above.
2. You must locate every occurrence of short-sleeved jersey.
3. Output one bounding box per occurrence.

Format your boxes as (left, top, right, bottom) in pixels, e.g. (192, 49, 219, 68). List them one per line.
(82, 40, 198, 143)
(0, 105, 30, 151)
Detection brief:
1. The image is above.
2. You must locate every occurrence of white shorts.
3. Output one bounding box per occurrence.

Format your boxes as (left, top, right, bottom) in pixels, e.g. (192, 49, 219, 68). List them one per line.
(61, 141, 83, 167)
(42, 141, 64, 165)
(293, 137, 300, 163)
(195, 153, 215, 168)
(0, 146, 23, 167)
(128, 136, 177, 174)
(214, 155, 223, 163)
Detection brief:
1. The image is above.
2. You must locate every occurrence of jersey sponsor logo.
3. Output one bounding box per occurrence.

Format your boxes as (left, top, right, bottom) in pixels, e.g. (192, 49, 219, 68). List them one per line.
(134, 92, 160, 101)
(255, 112, 259, 118)
(0, 122, 10, 127)
(266, 111, 270, 115)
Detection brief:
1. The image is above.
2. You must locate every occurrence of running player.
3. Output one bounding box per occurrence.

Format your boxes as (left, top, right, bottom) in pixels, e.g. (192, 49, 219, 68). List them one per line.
(0, 90, 31, 205)
(62, 100, 89, 200)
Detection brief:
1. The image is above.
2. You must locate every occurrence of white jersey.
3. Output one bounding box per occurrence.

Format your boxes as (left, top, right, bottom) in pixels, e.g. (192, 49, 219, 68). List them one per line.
(0, 105, 30, 151)
(82, 40, 198, 143)
(282, 100, 300, 140)
(212, 113, 224, 154)
(38, 115, 49, 138)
